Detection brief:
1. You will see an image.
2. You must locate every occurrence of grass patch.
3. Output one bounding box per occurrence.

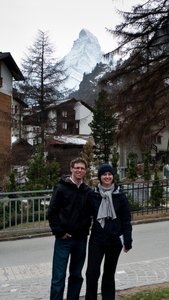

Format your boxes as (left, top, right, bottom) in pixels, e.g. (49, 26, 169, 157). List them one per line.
(0, 220, 51, 239)
(132, 210, 169, 222)
(118, 287, 169, 299)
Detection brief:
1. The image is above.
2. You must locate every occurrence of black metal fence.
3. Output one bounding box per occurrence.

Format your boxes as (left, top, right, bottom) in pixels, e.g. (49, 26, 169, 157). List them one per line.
(0, 179, 169, 234)
(120, 179, 169, 219)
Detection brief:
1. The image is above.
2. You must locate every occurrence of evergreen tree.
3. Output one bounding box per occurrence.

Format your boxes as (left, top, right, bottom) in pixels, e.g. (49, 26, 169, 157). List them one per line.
(6, 167, 19, 211)
(51, 158, 60, 188)
(143, 150, 151, 181)
(159, 156, 164, 171)
(150, 168, 164, 207)
(18, 29, 68, 146)
(89, 89, 116, 163)
(127, 150, 138, 180)
(25, 144, 51, 190)
(111, 146, 120, 182)
(6, 167, 17, 195)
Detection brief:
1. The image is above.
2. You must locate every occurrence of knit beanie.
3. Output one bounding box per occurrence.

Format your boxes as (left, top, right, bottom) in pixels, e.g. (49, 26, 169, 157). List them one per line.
(98, 164, 115, 180)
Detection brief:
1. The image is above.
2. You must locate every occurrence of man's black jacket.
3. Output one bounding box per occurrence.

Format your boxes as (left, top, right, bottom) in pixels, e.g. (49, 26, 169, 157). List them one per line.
(48, 175, 92, 239)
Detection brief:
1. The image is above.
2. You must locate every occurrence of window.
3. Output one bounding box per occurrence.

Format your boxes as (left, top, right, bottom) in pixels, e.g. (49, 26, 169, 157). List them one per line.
(62, 122, 67, 129)
(62, 110, 67, 117)
(156, 136, 161, 144)
(0, 77, 3, 88)
(15, 105, 18, 114)
(152, 135, 162, 144)
(76, 123, 78, 128)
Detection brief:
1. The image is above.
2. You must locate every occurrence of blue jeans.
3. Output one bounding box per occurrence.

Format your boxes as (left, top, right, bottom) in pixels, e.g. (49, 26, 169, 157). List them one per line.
(50, 236, 87, 300)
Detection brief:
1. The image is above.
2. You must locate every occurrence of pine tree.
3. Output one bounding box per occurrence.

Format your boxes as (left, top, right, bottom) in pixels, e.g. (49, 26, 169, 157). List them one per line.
(25, 144, 51, 190)
(6, 167, 19, 211)
(6, 167, 17, 194)
(150, 168, 164, 207)
(89, 89, 116, 163)
(143, 150, 151, 181)
(111, 146, 120, 182)
(51, 158, 60, 188)
(127, 150, 138, 180)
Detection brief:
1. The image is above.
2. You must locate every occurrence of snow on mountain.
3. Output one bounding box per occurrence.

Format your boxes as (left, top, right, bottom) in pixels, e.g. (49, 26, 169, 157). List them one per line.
(63, 29, 104, 91)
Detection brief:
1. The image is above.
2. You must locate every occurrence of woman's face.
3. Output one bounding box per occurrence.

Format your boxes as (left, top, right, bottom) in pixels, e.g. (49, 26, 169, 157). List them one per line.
(100, 172, 113, 188)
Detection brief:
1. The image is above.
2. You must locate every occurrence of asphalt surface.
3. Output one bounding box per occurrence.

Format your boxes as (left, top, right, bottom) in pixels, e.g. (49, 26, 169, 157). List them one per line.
(0, 220, 169, 299)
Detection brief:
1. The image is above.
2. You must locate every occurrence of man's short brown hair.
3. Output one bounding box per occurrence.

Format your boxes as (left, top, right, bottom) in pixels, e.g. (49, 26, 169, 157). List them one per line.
(70, 157, 88, 169)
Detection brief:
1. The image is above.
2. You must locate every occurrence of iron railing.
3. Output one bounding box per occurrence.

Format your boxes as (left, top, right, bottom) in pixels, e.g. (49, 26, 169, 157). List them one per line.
(0, 190, 53, 234)
(120, 179, 169, 219)
(0, 179, 169, 234)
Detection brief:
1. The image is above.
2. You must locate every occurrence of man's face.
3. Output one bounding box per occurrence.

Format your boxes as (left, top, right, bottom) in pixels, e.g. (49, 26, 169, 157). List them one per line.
(70, 162, 87, 182)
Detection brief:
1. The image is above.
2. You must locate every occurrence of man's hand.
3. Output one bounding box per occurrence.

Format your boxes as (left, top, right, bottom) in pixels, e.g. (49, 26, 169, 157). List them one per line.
(61, 233, 72, 239)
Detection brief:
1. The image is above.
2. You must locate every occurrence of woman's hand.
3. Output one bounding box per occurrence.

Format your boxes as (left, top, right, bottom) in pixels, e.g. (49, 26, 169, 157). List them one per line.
(61, 233, 72, 239)
(123, 246, 130, 253)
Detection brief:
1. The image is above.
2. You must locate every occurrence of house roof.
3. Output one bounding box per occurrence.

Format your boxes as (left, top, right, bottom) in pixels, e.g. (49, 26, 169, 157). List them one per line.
(0, 52, 24, 81)
(13, 89, 28, 108)
(46, 98, 93, 112)
(48, 135, 89, 145)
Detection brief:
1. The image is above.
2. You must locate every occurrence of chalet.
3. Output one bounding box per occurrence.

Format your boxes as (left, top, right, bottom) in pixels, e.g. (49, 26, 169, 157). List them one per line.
(23, 98, 93, 146)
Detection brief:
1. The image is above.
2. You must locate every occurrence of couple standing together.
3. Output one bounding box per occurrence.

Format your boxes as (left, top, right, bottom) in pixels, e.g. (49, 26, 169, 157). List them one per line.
(48, 157, 132, 300)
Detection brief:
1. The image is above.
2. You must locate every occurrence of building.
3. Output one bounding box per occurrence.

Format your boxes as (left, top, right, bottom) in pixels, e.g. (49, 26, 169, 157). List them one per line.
(0, 52, 24, 188)
(23, 98, 93, 146)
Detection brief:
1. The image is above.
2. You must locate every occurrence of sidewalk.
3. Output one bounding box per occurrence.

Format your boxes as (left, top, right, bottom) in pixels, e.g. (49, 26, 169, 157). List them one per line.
(1, 218, 169, 299)
(1, 256, 169, 299)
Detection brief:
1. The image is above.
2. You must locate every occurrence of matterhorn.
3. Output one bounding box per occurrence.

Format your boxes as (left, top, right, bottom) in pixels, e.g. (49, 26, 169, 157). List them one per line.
(63, 29, 104, 90)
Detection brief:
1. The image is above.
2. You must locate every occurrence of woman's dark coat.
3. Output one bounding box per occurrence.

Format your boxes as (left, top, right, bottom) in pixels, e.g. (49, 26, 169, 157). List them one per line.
(89, 183, 132, 250)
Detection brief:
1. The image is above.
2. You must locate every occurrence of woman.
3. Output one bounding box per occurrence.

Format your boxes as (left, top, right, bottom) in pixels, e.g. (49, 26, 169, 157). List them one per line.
(85, 164, 132, 300)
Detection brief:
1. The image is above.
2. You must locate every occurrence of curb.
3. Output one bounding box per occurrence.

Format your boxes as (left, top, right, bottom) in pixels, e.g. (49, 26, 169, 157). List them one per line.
(0, 217, 169, 242)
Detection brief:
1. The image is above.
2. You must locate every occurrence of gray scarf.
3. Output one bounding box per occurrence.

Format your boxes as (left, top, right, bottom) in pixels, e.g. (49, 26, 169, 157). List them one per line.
(97, 183, 117, 228)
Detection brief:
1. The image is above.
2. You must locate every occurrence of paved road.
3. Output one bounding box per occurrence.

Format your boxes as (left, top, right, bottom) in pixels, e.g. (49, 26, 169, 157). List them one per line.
(0, 220, 169, 299)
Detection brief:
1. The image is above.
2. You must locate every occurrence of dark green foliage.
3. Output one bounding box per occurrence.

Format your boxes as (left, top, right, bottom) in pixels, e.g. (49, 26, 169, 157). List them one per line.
(111, 146, 120, 182)
(159, 156, 164, 171)
(143, 150, 151, 181)
(150, 168, 164, 207)
(25, 145, 51, 190)
(127, 150, 138, 180)
(6, 167, 17, 197)
(25, 144, 60, 191)
(125, 193, 141, 212)
(89, 89, 116, 163)
(6, 167, 19, 211)
(51, 159, 60, 188)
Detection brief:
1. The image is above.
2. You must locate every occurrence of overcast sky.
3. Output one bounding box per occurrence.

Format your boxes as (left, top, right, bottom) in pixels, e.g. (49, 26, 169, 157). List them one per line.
(1, 0, 144, 69)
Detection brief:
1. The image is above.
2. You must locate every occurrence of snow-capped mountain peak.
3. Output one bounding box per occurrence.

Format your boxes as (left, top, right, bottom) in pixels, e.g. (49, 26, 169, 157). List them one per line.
(64, 29, 104, 90)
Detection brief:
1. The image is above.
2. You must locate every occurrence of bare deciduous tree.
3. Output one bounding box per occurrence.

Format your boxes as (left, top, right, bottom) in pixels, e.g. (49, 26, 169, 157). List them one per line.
(100, 0, 169, 150)
(17, 29, 68, 146)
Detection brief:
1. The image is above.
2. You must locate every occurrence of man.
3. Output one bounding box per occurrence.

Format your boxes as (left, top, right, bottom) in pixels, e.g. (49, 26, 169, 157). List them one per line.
(48, 157, 92, 300)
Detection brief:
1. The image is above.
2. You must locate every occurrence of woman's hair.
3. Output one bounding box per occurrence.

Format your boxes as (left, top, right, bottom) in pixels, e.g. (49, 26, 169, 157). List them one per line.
(70, 157, 88, 169)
